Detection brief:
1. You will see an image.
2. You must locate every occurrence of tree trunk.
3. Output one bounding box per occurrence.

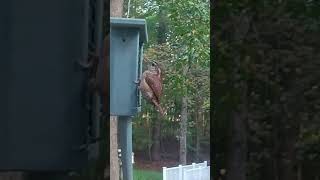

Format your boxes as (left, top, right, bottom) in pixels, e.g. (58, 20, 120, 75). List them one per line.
(226, 69, 248, 180)
(110, 1, 123, 180)
(297, 124, 303, 180)
(225, 14, 251, 180)
(297, 163, 302, 180)
(157, 8, 167, 44)
(151, 114, 161, 161)
(195, 100, 202, 162)
(280, 128, 296, 180)
(111, 0, 124, 18)
(272, 105, 281, 180)
(226, 104, 247, 180)
(226, 103, 247, 180)
(179, 97, 188, 165)
(279, 107, 299, 180)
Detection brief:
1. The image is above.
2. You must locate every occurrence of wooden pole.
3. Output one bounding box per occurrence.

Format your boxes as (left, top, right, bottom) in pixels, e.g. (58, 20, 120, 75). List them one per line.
(110, 116, 120, 180)
(110, 0, 124, 179)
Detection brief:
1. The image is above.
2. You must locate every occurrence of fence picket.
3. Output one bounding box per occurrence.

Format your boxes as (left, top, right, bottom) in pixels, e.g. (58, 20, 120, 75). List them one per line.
(162, 161, 210, 180)
(163, 167, 167, 180)
(178, 165, 182, 180)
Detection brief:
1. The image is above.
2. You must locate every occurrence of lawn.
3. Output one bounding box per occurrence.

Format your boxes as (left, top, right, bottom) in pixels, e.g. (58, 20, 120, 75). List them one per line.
(133, 168, 162, 180)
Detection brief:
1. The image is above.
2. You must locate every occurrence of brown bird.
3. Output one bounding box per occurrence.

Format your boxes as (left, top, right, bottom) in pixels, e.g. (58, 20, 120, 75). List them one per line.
(136, 61, 165, 116)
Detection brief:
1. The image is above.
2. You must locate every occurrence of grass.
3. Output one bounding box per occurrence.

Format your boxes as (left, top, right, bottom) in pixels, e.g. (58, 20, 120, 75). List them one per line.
(133, 168, 162, 180)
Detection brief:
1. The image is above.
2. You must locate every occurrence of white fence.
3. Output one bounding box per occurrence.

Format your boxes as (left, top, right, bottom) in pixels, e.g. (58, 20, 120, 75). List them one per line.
(163, 161, 210, 180)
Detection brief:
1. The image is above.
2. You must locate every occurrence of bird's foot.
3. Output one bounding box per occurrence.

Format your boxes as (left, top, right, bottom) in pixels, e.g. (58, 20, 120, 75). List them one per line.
(134, 79, 140, 84)
(76, 59, 92, 69)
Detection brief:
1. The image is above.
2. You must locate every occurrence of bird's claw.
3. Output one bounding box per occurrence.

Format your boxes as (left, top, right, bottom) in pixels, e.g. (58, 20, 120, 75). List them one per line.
(76, 59, 92, 69)
(134, 80, 140, 84)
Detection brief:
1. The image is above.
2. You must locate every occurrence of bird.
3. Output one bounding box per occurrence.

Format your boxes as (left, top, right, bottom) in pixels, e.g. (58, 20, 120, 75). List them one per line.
(135, 61, 165, 116)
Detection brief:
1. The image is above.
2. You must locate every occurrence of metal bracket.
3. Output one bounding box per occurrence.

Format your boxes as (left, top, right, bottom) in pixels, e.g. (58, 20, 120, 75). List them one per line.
(135, 106, 142, 112)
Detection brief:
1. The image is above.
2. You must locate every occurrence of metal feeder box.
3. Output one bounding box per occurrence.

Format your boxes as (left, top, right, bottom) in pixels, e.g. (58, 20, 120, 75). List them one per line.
(0, 0, 93, 171)
(110, 18, 148, 116)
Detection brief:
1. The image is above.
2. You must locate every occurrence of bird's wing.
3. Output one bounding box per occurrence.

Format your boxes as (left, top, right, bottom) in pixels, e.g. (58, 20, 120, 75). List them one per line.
(145, 72, 162, 102)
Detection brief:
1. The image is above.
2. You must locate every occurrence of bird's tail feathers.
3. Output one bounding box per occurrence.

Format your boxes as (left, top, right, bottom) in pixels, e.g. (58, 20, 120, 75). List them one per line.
(157, 105, 165, 117)
(152, 99, 166, 117)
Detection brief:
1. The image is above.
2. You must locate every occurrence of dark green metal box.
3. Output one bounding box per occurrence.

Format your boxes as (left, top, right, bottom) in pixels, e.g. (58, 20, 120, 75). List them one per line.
(0, 0, 91, 171)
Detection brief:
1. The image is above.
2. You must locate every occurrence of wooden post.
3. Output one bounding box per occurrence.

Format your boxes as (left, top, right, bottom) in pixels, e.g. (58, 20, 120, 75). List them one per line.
(110, 116, 120, 180)
(110, 0, 124, 179)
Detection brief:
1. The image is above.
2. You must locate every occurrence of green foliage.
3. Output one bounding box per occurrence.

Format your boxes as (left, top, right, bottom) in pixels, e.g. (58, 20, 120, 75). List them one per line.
(133, 121, 152, 151)
(214, 0, 320, 179)
(130, 0, 210, 163)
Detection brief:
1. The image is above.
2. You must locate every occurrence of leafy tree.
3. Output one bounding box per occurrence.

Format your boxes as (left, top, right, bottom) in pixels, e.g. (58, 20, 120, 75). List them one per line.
(130, 0, 210, 165)
(214, 0, 320, 180)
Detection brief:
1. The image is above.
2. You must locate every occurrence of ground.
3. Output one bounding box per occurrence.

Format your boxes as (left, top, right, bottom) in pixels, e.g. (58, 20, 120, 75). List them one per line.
(135, 158, 180, 171)
(134, 151, 180, 171)
(133, 152, 181, 180)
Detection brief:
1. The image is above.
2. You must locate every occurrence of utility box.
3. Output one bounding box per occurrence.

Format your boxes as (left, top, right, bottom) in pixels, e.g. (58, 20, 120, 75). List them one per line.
(110, 18, 148, 116)
(0, 0, 92, 171)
